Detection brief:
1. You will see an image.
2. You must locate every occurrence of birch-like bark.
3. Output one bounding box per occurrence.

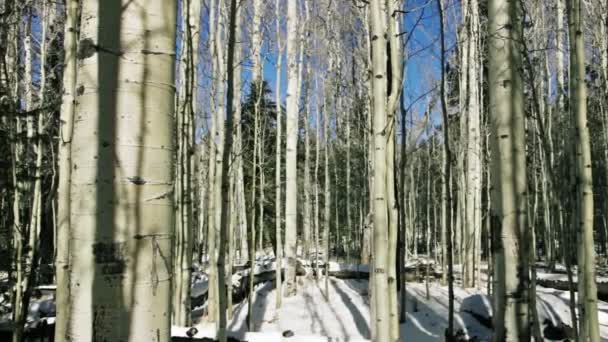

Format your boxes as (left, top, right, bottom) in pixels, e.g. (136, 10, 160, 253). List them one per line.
(314, 85, 321, 280)
(207, 0, 219, 322)
(437, 0, 455, 336)
(284, 0, 299, 297)
(274, 0, 283, 308)
(385, 1, 403, 337)
(68, 1, 176, 340)
(217, 0, 238, 339)
(324, 81, 331, 300)
(464, 0, 482, 289)
(488, 0, 530, 339)
(173, 0, 200, 326)
(213, 0, 228, 329)
(55, 0, 80, 339)
(368, 0, 390, 339)
(567, 0, 601, 340)
(233, 1, 247, 265)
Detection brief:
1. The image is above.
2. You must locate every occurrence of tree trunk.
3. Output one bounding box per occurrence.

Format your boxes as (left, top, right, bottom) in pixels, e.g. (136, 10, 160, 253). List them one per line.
(488, 0, 530, 339)
(67, 1, 176, 340)
(284, 0, 299, 297)
(324, 83, 331, 300)
(437, 0, 455, 338)
(207, 0, 219, 323)
(368, 0, 390, 339)
(217, 0, 238, 339)
(274, 0, 283, 309)
(567, 0, 601, 340)
(55, 0, 80, 339)
(173, 0, 200, 326)
(464, 0, 482, 289)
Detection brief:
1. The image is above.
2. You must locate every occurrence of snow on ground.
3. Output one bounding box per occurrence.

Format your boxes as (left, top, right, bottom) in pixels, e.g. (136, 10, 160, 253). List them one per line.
(223, 276, 373, 341)
(186, 273, 608, 341)
(6, 258, 608, 341)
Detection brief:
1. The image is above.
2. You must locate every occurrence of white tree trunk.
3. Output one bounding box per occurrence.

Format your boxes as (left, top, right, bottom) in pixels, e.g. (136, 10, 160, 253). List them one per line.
(488, 0, 530, 339)
(55, 0, 79, 339)
(68, 1, 176, 340)
(568, 0, 601, 340)
(284, 0, 299, 297)
(274, 0, 283, 308)
(173, 0, 200, 326)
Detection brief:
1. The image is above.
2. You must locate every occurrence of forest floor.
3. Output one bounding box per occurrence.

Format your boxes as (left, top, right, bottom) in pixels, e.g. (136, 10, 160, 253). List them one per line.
(181, 261, 608, 342)
(5, 260, 608, 341)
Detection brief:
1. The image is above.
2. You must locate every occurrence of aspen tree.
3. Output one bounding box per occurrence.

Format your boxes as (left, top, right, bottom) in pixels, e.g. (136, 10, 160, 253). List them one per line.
(324, 72, 332, 300)
(231, 0, 247, 265)
(488, 0, 530, 339)
(437, 1, 455, 337)
(284, 0, 299, 297)
(213, 0, 228, 329)
(173, 0, 200, 326)
(227, 0, 244, 320)
(55, 0, 80, 339)
(368, 0, 390, 339)
(315, 83, 321, 280)
(304, 55, 312, 264)
(68, 0, 176, 340)
(217, 0, 238, 339)
(207, 0, 219, 322)
(274, 0, 283, 308)
(385, 1, 403, 337)
(567, 0, 601, 340)
(463, 0, 482, 289)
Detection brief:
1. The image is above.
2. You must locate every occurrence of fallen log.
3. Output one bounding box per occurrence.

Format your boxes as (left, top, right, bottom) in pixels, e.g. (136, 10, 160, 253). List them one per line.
(536, 276, 608, 301)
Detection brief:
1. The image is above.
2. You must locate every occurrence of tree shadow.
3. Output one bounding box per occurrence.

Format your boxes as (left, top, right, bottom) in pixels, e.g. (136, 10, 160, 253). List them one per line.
(88, 0, 130, 340)
(329, 278, 370, 339)
(230, 280, 272, 338)
(303, 282, 329, 336)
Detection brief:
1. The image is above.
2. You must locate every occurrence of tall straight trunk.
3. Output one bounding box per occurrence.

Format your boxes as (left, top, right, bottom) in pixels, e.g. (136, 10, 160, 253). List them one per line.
(217, 0, 238, 339)
(227, 0, 244, 319)
(488, 0, 530, 339)
(346, 96, 352, 262)
(274, 0, 283, 308)
(557, 0, 566, 111)
(173, 0, 200, 326)
(437, 0, 455, 337)
(567, 0, 600, 340)
(315, 93, 321, 279)
(324, 86, 331, 299)
(55, 0, 80, 339)
(441, 117, 447, 286)
(399, 96, 407, 323)
(258, 147, 265, 250)
(284, 0, 299, 297)
(368, 0, 390, 339)
(304, 75, 312, 262)
(234, 1, 247, 264)
(207, 0, 219, 322)
(464, 0, 482, 289)
(67, 0, 176, 340)
(213, 0, 228, 330)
